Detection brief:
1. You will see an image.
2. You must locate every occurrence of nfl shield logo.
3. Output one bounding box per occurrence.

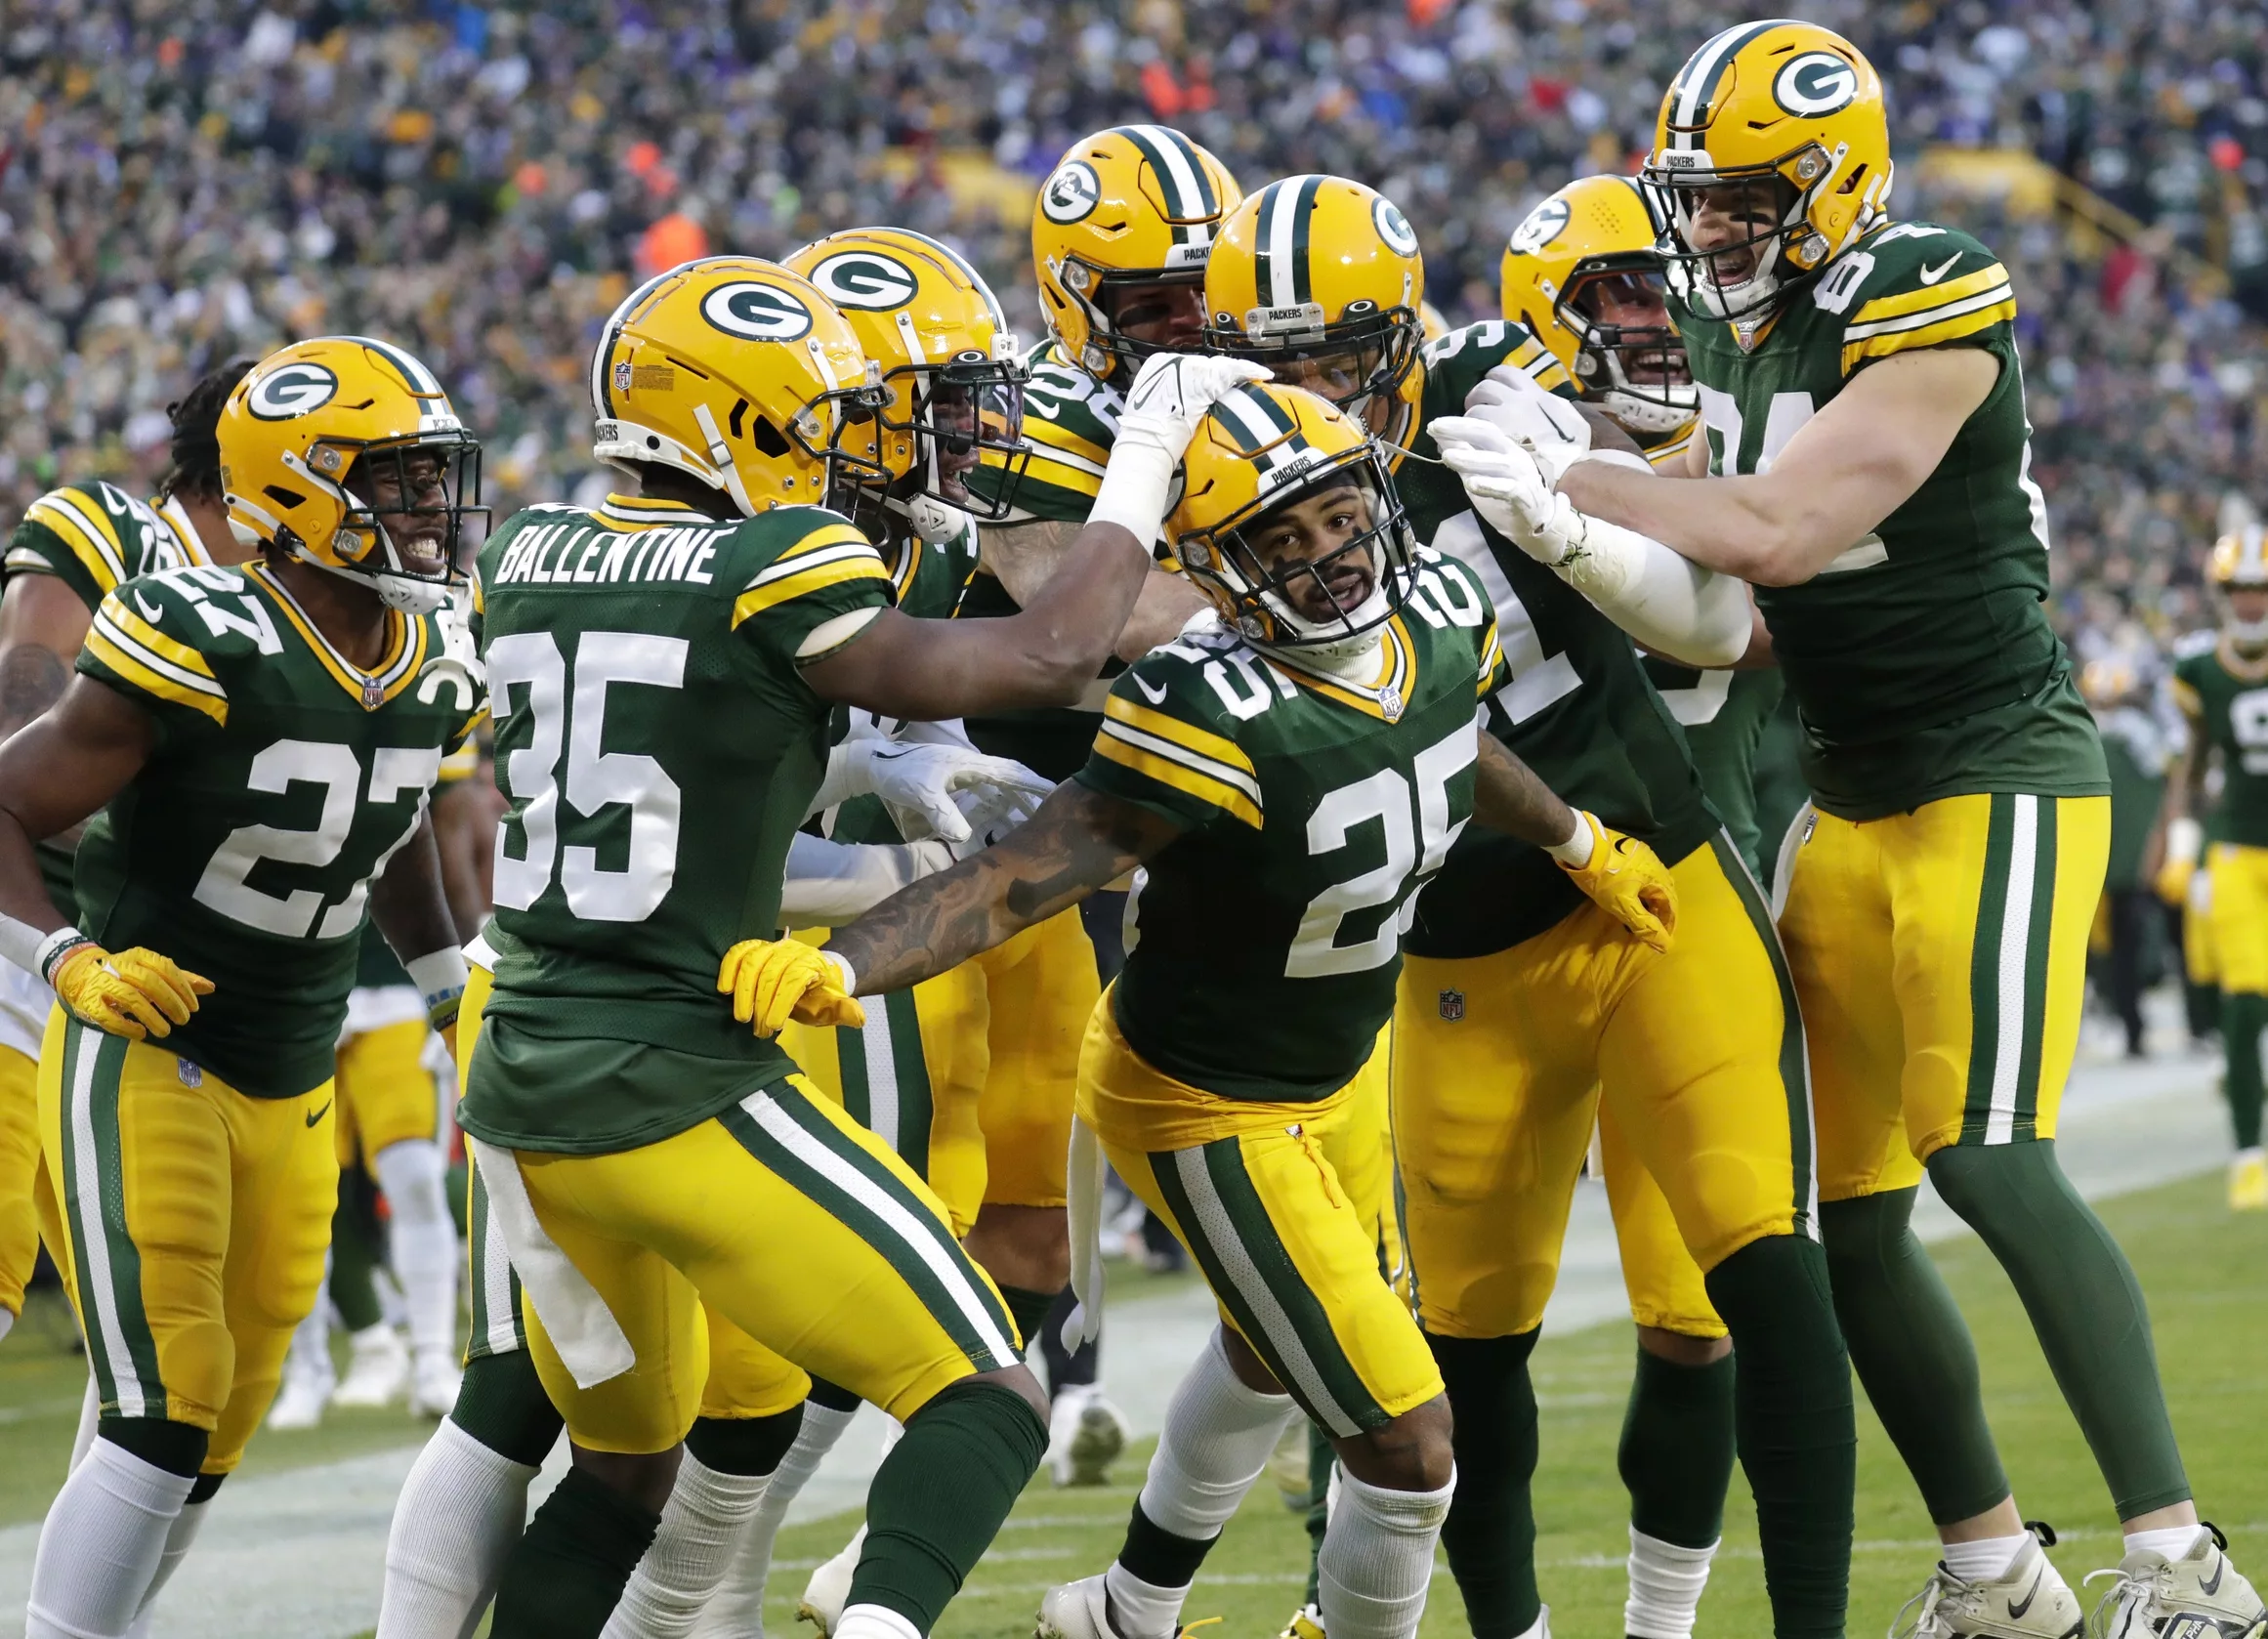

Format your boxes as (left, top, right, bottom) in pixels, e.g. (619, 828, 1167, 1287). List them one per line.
(176, 1060, 202, 1088)
(1439, 988, 1465, 1023)
(613, 360, 633, 393)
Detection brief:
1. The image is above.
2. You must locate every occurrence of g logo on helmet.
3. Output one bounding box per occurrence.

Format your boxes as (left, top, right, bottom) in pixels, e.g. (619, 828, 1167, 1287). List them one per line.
(1041, 161, 1102, 225)
(246, 361, 340, 421)
(1773, 51, 1860, 117)
(1508, 196, 1572, 256)
(805, 251, 921, 313)
(700, 281, 815, 342)
(1372, 197, 1420, 258)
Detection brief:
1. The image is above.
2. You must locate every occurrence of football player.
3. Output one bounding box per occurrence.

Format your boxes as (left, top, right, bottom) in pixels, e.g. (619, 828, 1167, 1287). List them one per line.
(0, 337, 483, 1639)
(1206, 177, 1855, 1639)
(958, 124, 1245, 1487)
(2159, 528, 2268, 1208)
(721, 381, 1677, 1639)
(0, 359, 254, 1351)
(1482, 21, 2266, 1636)
(455, 256, 1264, 1639)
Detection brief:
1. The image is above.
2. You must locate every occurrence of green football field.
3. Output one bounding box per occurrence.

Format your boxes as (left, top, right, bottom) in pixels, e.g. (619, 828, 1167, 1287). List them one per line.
(2, 1170, 2260, 1638)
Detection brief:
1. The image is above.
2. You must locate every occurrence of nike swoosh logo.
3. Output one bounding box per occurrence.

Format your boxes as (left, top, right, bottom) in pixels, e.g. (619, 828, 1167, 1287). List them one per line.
(1131, 672, 1169, 705)
(305, 1099, 333, 1128)
(1919, 255, 1962, 284)
(131, 589, 164, 622)
(2202, 1560, 2224, 1597)
(2008, 1569, 2043, 1618)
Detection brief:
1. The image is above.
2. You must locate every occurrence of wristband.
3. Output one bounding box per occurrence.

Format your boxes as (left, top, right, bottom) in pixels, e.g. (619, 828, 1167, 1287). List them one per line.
(1546, 811, 1598, 869)
(819, 948, 859, 997)
(0, 913, 60, 979)
(36, 926, 95, 987)
(405, 946, 471, 1030)
(1563, 448, 1654, 480)
(1085, 439, 1177, 550)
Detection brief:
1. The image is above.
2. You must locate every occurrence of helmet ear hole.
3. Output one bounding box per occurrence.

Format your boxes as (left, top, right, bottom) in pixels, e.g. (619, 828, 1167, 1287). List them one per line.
(748, 417, 791, 459)
(263, 483, 307, 511)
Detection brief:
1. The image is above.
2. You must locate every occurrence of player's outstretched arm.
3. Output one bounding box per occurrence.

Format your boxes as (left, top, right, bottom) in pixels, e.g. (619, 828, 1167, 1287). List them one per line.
(368, 813, 472, 1051)
(982, 518, 1211, 663)
(1557, 346, 2000, 585)
(1474, 733, 1677, 952)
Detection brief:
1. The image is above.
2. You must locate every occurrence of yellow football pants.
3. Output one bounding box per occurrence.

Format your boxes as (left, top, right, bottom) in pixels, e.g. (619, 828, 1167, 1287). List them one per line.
(335, 1016, 441, 1170)
(2186, 863, 2220, 988)
(507, 1077, 1021, 1454)
(0, 1042, 37, 1319)
(37, 1011, 335, 1472)
(1395, 836, 1799, 1340)
(1781, 792, 2109, 1200)
(973, 907, 1099, 1208)
(2206, 842, 2268, 995)
(1081, 997, 1441, 1437)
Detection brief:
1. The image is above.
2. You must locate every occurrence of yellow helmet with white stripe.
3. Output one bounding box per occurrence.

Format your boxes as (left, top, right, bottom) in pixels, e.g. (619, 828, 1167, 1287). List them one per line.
(1203, 175, 1427, 440)
(217, 336, 483, 613)
(1641, 20, 1892, 322)
(784, 227, 1029, 522)
(589, 257, 890, 517)
(1501, 176, 1696, 438)
(2210, 525, 2268, 589)
(1032, 125, 1242, 388)
(1167, 382, 1415, 658)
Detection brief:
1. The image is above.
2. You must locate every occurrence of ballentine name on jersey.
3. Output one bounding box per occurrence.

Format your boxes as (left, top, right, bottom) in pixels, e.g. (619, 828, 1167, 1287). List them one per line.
(490, 512, 732, 589)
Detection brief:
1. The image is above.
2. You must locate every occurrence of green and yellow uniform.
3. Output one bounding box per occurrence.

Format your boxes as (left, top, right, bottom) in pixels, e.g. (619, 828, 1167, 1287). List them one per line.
(1689, 221, 2112, 1192)
(2168, 629, 2224, 988)
(1075, 561, 1504, 1434)
(2172, 638, 2268, 997)
(1393, 322, 1807, 1345)
(462, 491, 1020, 1455)
(36, 561, 474, 1471)
(0, 483, 209, 1322)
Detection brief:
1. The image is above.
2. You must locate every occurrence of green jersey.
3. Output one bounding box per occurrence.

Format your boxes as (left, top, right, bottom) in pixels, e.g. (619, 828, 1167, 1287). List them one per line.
(72, 563, 476, 1099)
(461, 491, 895, 1154)
(1680, 219, 2106, 820)
(1079, 554, 1508, 1103)
(960, 341, 1128, 780)
(1396, 321, 1720, 958)
(2173, 636, 2268, 850)
(1642, 660, 1785, 878)
(6, 482, 209, 917)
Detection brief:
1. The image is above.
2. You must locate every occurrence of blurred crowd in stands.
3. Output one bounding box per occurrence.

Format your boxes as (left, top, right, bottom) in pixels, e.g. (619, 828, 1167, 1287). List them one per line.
(5, 0, 2267, 654)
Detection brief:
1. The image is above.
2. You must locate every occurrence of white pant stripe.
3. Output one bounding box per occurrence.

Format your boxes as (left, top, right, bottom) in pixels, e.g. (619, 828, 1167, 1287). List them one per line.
(1986, 795, 2039, 1145)
(859, 1011, 902, 1156)
(67, 1025, 147, 1418)
(477, 1179, 521, 1358)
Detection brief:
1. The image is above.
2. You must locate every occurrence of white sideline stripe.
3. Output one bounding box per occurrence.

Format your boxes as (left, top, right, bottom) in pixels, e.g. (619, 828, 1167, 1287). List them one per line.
(745, 1090, 1015, 1366)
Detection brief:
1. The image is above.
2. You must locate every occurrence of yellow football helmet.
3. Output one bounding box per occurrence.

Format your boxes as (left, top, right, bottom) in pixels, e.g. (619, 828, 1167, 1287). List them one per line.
(2079, 654, 2142, 710)
(1032, 125, 1241, 387)
(2210, 525, 2268, 589)
(1502, 175, 1696, 437)
(589, 257, 889, 516)
(784, 227, 1029, 524)
(217, 336, 483, 613)
(1640, 21, 1892, 323)
(1168, 382, 1415, 657)
(1203, 175, 1427, 441)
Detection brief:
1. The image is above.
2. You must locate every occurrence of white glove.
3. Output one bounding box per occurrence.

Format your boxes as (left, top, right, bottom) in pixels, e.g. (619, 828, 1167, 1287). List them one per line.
(863, 740, 1052, 844)
(1461, 366, 1593, 480)
(1429, 418, 1582, 566)
(1088, 353, 1273, 546)
(890, 491, 973, 547)
(415, 589, 485, 711)
(943, 770, 1051, 860)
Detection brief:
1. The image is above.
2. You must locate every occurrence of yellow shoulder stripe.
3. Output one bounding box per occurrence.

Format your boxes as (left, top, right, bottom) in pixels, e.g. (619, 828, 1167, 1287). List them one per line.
(25, 491, 128, 593)
(1509, 335, 1575, 395)
(1840, 296, 2015, 374)
(1103, 693, 1256, 779)
(1849, 263, 2010, 327)
(777, 521, 872, 563)
(1090, 734, 1264, 830)
(1477, 619, 1504, 699)
(86, 598, 227, 724)
(733, 544, 890, 629)
(1023, 416, 1112, 473)
(2170, 677, 2204, 717)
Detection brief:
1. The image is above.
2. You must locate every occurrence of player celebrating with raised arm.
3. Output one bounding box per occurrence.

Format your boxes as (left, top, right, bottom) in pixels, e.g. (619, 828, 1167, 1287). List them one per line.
(454, 255, 1265, 1639)
(0, 337, 483, 1639)
(1463, 21, 2265, 1637)
(718, 382, 1677, 1639)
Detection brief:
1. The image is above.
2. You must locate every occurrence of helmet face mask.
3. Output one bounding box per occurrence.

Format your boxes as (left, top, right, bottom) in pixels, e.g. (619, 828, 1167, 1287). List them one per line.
(1560, 263, 1695, 435)
(1651, 169, 1813, 322)
(2211, 526, 2268, 650)
(330, 434, 486, 610)
(876, 350, 1029, 520)
(1210, 308, 1421, 432)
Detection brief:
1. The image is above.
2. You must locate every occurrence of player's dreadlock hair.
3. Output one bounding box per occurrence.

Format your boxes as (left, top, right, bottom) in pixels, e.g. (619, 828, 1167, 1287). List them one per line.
(156, 357, 257, 503)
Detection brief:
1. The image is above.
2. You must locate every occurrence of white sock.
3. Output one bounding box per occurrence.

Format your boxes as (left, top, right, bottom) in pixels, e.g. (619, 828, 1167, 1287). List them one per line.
(1624, 1528, 1716, 1639)
(1315, 1467, 1454, 1639)
(376, 1417, 540, 1639)
(695, 1400, 858, 1634)
(1943, 1531, 2033, 1583)
(1135, 1329, 1296, 1542)
(0, 1305, 13, 1343)
(68, 1373, 100, 1473)
(2124, 1524, 2209, 1562)
(25, 1438, 194, 1638)
(374, 1140, 457, 1357)
(124, 1497, 211, 1638)
(832, 1605, 920, 1639)
(603, 1453, 771, 1639)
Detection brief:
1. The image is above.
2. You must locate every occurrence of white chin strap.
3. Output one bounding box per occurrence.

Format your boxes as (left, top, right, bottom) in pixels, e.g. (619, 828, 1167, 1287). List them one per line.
(1254, 579, 1393, 667)
(1598, 386, 1697, 439)
(2230, 612, 2268, 649)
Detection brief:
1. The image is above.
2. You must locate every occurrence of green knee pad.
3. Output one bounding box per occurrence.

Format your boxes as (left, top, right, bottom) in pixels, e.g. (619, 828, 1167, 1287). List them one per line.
(451, 1349, 566, 1469)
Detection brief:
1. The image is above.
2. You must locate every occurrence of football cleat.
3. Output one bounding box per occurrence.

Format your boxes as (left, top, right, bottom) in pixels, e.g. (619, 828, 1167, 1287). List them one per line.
(1048, 1386, 1131, 1488)
(1892, 1529, 2081, 1639)
(2228, 1152, 2267, 1212)
(2085, 1525, 2265, 1639)
(1041, 1575, 1221, 1639)
(266, 1359, 332, 1431)
(330, 1324, 410, 1408)
(408, 1347, 462, 1418)
(797, 1523, 863, 1636)
(1279, 1603, 1325, 1639)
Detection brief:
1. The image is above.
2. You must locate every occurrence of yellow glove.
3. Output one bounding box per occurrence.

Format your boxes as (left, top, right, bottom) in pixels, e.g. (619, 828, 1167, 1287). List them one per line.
(717, 940, 865, 1038)
(2155, 817, 2204, 905)
(1557, 812, 1677, 953)
(49, 942, 214, 1040)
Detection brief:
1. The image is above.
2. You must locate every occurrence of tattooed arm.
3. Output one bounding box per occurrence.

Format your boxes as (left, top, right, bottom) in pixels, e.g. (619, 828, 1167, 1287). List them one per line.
(824, 780, 1184, 994)
(1471, 730, 1580, 846)
(0, 574, 91, 740)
